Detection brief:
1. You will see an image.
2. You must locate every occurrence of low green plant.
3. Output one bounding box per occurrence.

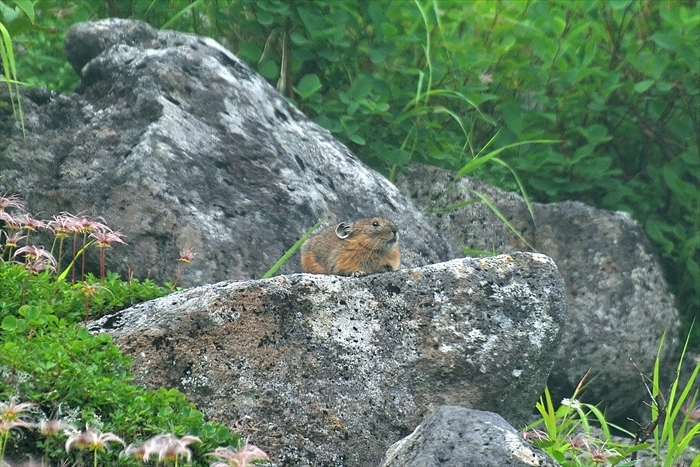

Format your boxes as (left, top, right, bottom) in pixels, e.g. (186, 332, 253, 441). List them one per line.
(641, 330, 700, 466)
(525, 329, 700, 467)
(524, 372, 647, 466)
(0, 0, 35, 137)
(0, 400, 270, 466)
(0, 195, 257, 465)
(261, 215, 327, 279)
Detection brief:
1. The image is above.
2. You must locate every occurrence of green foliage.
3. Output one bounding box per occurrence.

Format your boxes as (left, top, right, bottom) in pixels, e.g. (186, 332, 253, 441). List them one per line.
(525, 329, 700, 466)
(0, 261, 245, 466)
(0, 196, 246, 465)
(0, 264, 166, 324)
(9, 1, 96, 92)
(447, 1, 699, 340)
(0, 0, 35, 135)
(647, 330, 700, 466)
(261, 215, 326, 279)
(524, 378, 647, 466)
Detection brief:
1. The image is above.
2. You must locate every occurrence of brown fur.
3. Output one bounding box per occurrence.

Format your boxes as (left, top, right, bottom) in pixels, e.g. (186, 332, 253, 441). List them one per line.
(300, 217, 400, 276)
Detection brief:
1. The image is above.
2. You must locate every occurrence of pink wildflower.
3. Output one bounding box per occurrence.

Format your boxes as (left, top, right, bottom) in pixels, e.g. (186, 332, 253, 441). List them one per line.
(207, 444, 270, 467)
(0, 193, 23, 211)
(65, 425, 125, 453)
(178, 247, 197, 263)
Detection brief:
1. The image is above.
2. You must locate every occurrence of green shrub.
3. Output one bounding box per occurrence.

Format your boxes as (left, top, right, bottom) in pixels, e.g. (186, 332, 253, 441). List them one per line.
(0, 200, 247, 465)
(524, 330, 700, 466)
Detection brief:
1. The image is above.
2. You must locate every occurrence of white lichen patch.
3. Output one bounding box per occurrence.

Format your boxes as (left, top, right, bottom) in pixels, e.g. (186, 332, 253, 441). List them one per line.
(312, 311, 382, 353)
(531, 253, 556, 265)
(490, 281, 534, 305)
(307, 286, 386, 353)
(473, 334, 501, 372)
(209, 308, 241, 326)
(180, 373, 209, 389)
(504, 428, 542, 466)
(526, 319, 554, 349)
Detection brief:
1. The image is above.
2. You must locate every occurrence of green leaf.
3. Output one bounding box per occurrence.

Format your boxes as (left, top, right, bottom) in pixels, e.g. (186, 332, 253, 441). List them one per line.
(77, 327, 90, 339)
(257, 60, 278, 80)
(258, 1, 289, 14)
(255, 8, 274, 26)
(383, 148, 411, 165)
(297, 5, 325, 35)
(663, 164, 695, 196)
(13, 0, 34, 23)
(645, 218, 675, 256)
(380, 22, 398, 38)
(0, 2, 19, 24)
(237, 42, 262, 62)
(501, 102, 522, 135)
(655, 81, 673, 92)
(1, 315, 17, 332)
(649, 32, 681, 53)
(348, 133, 366, 145)
(290, 31, 310, 45)
(551, 16, 566, 36)
(294, 73, 322, 99)
(609, 0, 633, 10)
(369, 44, 395, 64)
(634, 79, 655, 93)
(572, 144, 594, 162)
(318, 49, 339, 62)
(581, 41, 597, 67)
(578, 124, 611, 145)
(24, 305, 41, 321)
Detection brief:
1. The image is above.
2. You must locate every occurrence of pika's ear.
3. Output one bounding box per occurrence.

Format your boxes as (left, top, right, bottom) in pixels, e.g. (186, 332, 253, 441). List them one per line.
(335, 222, 352, 239)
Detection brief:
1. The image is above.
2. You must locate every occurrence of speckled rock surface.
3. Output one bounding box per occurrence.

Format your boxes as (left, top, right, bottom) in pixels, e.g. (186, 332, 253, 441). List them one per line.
(90, 253, 566, 467)
(0, 18, 458, 286)
(394, 164, 680, 421)
(380, 406, 559, 467)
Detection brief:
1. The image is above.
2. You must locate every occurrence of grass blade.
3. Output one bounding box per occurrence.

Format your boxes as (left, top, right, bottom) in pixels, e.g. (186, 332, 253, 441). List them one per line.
(261, 216, 327, 279)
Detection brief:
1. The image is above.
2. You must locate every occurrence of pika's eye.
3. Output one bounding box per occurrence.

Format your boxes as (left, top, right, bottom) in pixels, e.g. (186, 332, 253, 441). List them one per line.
(372, 220, 380, 227)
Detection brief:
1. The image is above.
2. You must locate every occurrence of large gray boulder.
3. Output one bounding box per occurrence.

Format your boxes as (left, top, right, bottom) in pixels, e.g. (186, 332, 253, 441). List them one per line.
(380, 406, 559, 467)
(394, 165, 680, 420)
(90, 253, 567, 467)
(0, 18, 458, 286)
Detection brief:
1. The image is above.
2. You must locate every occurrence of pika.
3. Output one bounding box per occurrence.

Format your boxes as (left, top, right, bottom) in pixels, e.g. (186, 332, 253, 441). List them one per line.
(300, 217, 400, 276)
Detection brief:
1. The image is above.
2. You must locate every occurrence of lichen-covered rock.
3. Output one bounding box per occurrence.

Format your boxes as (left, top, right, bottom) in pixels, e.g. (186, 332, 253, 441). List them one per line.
(380, 406, 559, 467)
(90, 253, 566, 467)
(0, 18, 458, 286)
(394, 164, 680, 420)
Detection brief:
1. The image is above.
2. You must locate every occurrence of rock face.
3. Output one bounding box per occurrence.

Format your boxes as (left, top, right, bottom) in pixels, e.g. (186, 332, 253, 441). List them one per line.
(90, 253, 567, 467)
(0, 18, 458, 286)
(380, 406, 558, 467)
(394, 165, 680, 420)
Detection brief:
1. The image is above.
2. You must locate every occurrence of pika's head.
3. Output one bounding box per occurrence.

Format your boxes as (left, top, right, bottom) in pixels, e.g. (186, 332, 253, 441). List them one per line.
(336, 217, 399, 249)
